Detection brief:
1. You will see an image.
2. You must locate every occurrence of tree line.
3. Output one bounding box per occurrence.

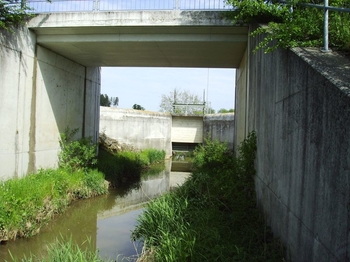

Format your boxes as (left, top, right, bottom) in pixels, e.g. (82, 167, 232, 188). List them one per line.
(100, 88, 234, 115)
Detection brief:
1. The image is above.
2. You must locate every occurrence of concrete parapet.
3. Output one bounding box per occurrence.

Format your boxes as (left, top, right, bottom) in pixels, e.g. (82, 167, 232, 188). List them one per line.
(28, 11, 235, 28)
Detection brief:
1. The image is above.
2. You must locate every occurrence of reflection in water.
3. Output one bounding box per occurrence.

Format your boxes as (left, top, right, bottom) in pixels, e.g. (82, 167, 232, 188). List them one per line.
(1, 160, 186, 262)
(97, 209, 143, 261)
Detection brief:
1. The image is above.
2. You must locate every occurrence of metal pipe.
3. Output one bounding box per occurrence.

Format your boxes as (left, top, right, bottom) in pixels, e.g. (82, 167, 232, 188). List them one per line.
(298, 2, 350, 13)
(297, 1, 350, 52)
(323, 0, 329, 52)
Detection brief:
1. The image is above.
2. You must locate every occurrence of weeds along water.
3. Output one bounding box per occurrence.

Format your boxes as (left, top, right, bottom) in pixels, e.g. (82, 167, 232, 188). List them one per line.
(132, 132, 285, 262)
(8, 236, 107, 262)
(97, 148, 166, 188)
(0, 168, 109, 243)
(1, 128, 167, 262)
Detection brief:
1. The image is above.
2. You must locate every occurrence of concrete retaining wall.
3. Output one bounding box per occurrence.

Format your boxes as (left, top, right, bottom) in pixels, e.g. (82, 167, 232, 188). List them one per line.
(203, 113, 234, 149)
(0, 26, 100, 180)
(235, 49, 248, 148)
(238, 26, 350, 262)
(99, 107, 172, 158)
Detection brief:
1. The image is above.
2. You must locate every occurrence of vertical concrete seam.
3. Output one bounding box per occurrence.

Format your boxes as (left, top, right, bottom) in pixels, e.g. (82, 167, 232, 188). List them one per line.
(245, 25, 251, 136)
(82, 67, 87, 138)
(97, 67, 101, 143)
(14, 50, 23, 178)
(28, 46, 37, 174)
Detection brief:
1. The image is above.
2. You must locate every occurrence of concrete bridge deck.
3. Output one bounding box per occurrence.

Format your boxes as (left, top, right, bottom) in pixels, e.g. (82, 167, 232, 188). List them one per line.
(28, 11, 248, 67)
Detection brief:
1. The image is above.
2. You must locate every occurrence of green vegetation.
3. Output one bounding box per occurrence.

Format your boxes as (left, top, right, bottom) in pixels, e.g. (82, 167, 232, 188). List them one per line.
(0, 168, 108, 242)
(0, 129, 109, 243)
(58, 127, 97, 172)
(97, 148, 166, 187)
(9, 236, 107, 262)
(0, 0, 33, 31)
(218, 108, 235, 113)
(141, 148, 166, 166)
(132, 132, 285, 261)
(132, 104, 145, 110)
(226, 0, 350, 53)
(100, 94, 119, 107)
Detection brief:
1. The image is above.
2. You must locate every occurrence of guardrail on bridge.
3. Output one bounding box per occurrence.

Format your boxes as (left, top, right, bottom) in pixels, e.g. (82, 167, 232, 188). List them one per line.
(26, 0, 232, 13)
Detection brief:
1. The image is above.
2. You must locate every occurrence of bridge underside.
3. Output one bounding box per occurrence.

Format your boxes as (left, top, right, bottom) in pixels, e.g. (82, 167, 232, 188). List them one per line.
(29, 11, 248, 68)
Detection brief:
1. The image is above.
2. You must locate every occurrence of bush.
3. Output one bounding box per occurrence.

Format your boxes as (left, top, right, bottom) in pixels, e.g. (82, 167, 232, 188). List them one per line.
(192, 138, 232, 171)
(58, 128, 97, 172)
(97, 148, 166, 187)
(0, 0, 33, 31)
(140, 149, 166, 165)
(226, 0, 350, 52)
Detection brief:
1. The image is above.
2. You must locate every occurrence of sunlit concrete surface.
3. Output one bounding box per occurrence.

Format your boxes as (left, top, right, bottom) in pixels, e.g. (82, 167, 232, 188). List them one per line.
(28, 11, 248, 67)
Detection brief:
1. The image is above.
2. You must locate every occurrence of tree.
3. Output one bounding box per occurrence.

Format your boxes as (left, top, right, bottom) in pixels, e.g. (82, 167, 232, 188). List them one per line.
(100, 94, 111, 107)
(110, 97, 119, 107)
(0, 0, 33, 31)
(100, 94, 119, 107)
(206, 108, 216, 114)
(218, 108, 235, 113)
(159, 88, 209, 115)
(226, 0, 350, 53)
(132, 104, 145, 110)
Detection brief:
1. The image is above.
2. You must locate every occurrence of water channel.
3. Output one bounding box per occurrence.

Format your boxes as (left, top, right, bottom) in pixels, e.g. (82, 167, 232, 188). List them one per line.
(0, 160, 191, 262)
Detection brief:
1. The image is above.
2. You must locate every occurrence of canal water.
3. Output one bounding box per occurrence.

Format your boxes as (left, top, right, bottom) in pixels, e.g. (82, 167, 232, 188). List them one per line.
(0, 160, 190, 262)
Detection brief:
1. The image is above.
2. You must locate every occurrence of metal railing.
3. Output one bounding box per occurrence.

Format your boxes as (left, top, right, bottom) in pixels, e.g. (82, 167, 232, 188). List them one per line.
(297, 1, 350, 52)
(25, 0, 232, 13)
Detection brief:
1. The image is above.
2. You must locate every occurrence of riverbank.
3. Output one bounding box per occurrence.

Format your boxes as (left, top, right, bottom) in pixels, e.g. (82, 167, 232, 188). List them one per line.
(2, 132, 169, 261)
(3, 162, 187, 261)
(132, 132, 285, 261)
(0, 168, 109, 243)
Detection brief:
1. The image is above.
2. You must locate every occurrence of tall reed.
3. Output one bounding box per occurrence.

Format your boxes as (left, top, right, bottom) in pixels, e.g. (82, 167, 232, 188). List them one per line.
(133, 132, 285, 261)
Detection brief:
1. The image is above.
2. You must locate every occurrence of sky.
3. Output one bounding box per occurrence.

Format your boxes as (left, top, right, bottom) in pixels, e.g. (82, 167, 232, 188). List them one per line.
(101, 67, 236, 113)
(28, 0, 230, 13)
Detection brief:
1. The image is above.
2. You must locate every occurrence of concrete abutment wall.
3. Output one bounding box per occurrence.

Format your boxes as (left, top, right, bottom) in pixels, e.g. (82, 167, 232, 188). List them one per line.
(99, 108, 236, 157)
(203, 113, 234, 149)
(0, 26, 100, 180)
(236, 25, 350, 262)
(99, 108, 173, 158)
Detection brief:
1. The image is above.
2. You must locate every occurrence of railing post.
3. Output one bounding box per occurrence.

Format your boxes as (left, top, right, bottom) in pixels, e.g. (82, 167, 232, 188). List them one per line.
(93, 0, 100, 11)
(174, 0, 179, 10)
(322, 0, 330, 52)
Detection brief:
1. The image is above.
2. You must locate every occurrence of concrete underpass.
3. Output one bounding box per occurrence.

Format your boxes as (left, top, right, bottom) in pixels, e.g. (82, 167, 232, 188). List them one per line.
(1, 5, 349, 262)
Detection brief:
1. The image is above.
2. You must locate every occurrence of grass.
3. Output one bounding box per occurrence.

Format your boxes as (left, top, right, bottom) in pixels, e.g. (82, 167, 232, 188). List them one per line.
(0, 168, 108, 243)
(5, 145, 167, 262)
(8, 236, 108, 262)
(132, 132, 285, 261)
